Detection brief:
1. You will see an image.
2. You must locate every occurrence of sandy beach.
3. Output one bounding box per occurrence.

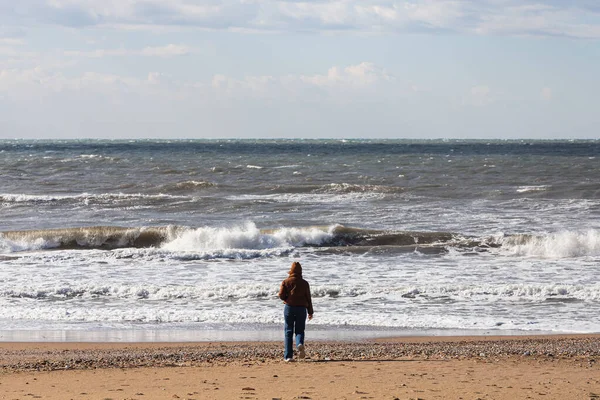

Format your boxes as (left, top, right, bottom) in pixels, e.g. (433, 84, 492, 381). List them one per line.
(1, 335, 599, 400)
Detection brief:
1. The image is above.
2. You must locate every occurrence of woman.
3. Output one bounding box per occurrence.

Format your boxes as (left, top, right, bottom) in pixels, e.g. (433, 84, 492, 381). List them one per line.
(278, 261, 314, 361)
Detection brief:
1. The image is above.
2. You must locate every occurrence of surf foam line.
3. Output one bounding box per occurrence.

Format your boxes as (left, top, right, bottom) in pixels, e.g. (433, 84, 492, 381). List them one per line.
(3, 283, 598, 302)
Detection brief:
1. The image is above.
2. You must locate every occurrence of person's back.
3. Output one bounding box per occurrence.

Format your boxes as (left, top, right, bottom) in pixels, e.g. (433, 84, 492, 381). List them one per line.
(279, 265, 313, 314)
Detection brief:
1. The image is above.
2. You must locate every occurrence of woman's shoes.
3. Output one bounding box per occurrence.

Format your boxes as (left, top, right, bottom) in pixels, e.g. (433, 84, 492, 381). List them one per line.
(284, 345, 306, 362)
(297, 344, 305, 359)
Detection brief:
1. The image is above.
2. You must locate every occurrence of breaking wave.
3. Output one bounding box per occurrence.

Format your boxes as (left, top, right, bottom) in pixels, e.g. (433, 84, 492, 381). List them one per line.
(1, 224, 599, 259)
(3, 282, 598, 302)
(0, 224, 460, 253)
(498, 230, 600, 258)
(0, 226, 173, 252)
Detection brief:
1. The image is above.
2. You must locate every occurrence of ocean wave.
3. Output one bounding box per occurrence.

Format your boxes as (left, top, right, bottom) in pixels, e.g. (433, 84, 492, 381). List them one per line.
(3, 305, 598, 331)
(319, 183, 404, 194)
(51, 154, 121, 163)
(233, 183, 404, 196)
(0, 224, 335, 253)
(315, 282, 600, 302)
(1, 283, 278, 301)
(113, 247, 294, 261)
(498, 230, 600, 258)
(3, 224, 599, 259)
(0, 282, 375, 303)
(0, 224, 459, 254)
(0, 226, 175, 252)
(161, 223, 333, 252)
(158, 180, 217, 192)
(516, 185, 550, 193)
(394, 283, 600, 301)
(0, 192, 188, 205)
(227, 192, 387, 203)
(77, 154, 120, 162)
(3, 282, 598, 303)
(272, 164, 301, 169)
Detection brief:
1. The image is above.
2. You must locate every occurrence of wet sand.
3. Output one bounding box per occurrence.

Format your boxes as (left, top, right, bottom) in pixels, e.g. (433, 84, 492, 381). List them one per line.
(1, 335, 599, 399)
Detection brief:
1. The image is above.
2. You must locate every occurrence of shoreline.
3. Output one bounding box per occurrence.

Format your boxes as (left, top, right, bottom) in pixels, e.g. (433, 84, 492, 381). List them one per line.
(1, 335, 598, 400)
(2, 333, 599, 371)
(0, 326, 584, 343)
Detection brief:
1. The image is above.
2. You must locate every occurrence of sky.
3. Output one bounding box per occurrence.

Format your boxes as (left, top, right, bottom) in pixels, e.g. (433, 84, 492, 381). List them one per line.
(0, 1, 599, 139)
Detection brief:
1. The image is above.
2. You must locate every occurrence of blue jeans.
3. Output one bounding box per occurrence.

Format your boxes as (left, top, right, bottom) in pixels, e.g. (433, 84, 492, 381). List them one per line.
(283, 304, 307, 359)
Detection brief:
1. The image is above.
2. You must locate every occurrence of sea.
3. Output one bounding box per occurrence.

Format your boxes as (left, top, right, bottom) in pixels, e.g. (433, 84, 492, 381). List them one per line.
(1, 139, 599, 341)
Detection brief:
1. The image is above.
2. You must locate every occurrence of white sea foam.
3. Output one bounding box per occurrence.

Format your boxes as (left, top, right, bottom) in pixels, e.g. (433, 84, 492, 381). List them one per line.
(0, 236, 51, 253)
(321, 183, 402, 194)
(55, 154, 119, 163)
(410, 283, 600, 301)
(78, 154, 118, 161)
(1, 282, 277, 301)
(113, 247, 292, 260)
(173, 180, 215, 189)
(3, 281, 598, 304)
(1, 223, 336, 255)
(2, 244, 599, 332)
(516, 185, 549, 193)
(273, 164, 300, 169)
(161, 223, 333, 252)
(0, 192, 187, 204)
(226, 192, 385, 203)
(2, 291, 599, 333)
(1, 193, 74, 202)
(500, 230, 600, 258)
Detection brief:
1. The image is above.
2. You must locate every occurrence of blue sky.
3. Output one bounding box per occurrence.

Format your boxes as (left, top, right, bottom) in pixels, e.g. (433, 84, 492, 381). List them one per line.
(1, 1, 599, 139)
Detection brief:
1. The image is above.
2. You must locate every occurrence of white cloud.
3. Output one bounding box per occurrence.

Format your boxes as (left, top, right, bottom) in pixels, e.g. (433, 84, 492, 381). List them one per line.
(0, 37, 25, 45)
(0, 46, 19, 57)
(0, 61, 403, 138)
(0, 37, 26, 59)
(147, 71, 165, 84)
(140, 44, 191, 57)
(204, 62, 394, 103)
(276, 1, 354, 27)
(76, 71, 141, 88)
(0, 67, 135, 95)
(210, 73, 279, 99)
(64, 48, 128, 58)
(0, 62, 394, 105)
(403, 0, 466, 29)
(64, 44, 193, 58)
(355, 4, 399, 24)
(1, 1, 599, 38)
(471, 4, 596, 38)
(300, 62, 391, 88)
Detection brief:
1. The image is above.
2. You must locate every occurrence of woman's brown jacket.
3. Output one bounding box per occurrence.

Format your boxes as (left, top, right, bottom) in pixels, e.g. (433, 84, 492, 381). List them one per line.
(278, 263, 314, 316)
